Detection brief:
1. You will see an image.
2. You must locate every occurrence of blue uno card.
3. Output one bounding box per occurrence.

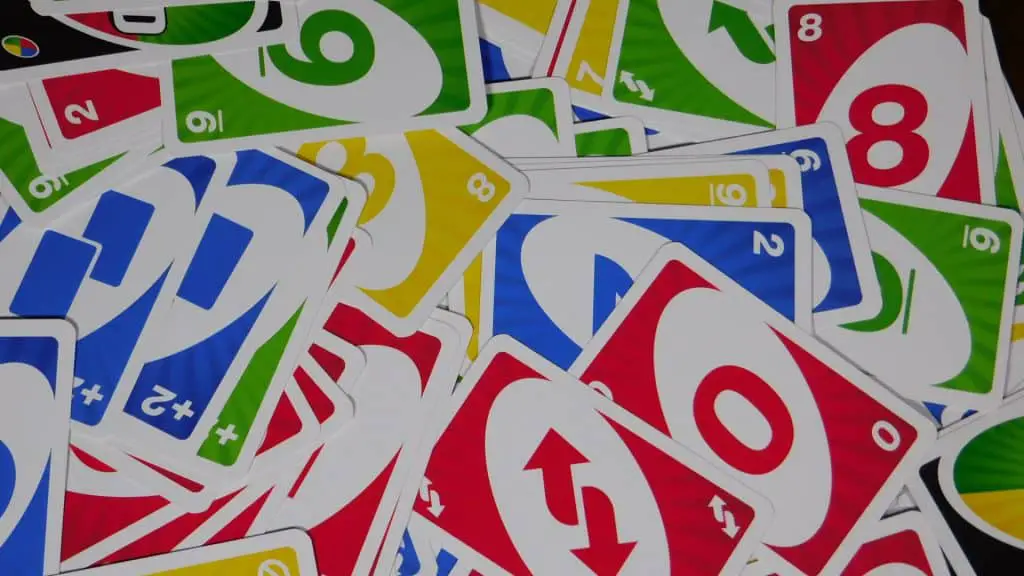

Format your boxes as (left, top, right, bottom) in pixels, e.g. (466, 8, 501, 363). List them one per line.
(0, 156, 214, 428)
(105, 148, 364, 487)
(661, 123, 879, 323)
(482, 200, 812, 369)
(0, 319, 74, 576)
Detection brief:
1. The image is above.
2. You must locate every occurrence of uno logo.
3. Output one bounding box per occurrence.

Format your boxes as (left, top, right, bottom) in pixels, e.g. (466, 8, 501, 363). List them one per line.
(2, 35, 39, 58)
(652, 287, 831, 547)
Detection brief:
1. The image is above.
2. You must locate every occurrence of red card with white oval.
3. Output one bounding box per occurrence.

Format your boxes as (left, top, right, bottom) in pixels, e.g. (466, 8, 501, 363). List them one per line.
(394, 336, 773, 576)
(569, 242, 935, 576)
(774, 0, 993, 203)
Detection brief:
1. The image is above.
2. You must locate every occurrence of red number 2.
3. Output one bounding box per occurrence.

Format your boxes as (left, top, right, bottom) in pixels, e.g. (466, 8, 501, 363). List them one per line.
(847, 84, 930, 187)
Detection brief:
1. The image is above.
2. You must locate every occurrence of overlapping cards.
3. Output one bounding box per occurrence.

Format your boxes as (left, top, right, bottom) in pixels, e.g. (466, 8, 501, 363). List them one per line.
(2, 0, 1024, 575)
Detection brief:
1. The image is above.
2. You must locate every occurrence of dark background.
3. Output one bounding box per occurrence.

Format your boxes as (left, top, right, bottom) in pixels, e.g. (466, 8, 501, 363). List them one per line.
(983, 0, 1024, 108)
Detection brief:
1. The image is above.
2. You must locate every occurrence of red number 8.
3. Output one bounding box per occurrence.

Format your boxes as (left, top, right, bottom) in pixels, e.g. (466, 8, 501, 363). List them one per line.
(847, 84, 930, 187)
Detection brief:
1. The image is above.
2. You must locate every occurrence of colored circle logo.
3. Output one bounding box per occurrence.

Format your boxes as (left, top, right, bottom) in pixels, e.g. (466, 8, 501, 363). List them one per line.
(2, 35, 39, 59)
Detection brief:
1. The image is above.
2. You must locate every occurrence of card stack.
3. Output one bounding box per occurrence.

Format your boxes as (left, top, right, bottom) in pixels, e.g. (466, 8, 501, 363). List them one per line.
(1, 0, 1023, 575)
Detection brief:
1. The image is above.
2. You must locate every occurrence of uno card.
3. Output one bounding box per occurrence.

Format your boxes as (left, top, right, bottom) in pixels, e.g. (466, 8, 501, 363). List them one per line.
(0, 318, 74, 576)
(29, 0, 290, 13)
(162, 0, 486, 151)
(774, 0, 995, 203)
(1, 2, 297, 84)
(387, 336, 773, 576)
(840, 512, 950, 576)
(570, 242, 936, 575)
(478, 0, 561, 59)
(575, 116, 649, 156)
(462, 78, 577, 158)
(0, 155, 214, 432)
(263, 305, 468, 576)
(292, 129, 528, 336)
(0, 82, 152, 225)
(27, 67, 162, 169)
(101, 148, 365, 488)
(481, 199, 812, 370)
(909, 394, 1024, 576)
(64, 529, 318, 575)
(601, 0, 777, 139)
(816, 187, 1022, 412)
(480, 37, 536, 82)
(659, 123, 880, 323)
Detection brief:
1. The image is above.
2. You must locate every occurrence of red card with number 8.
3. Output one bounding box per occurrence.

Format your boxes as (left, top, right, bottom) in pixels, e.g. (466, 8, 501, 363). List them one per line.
(773, 0, 993, 204)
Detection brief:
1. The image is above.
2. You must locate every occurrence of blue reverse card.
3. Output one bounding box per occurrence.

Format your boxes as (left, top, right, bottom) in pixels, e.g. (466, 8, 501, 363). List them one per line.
(0, 319, 73, 576)
(485, 201, 812, 369)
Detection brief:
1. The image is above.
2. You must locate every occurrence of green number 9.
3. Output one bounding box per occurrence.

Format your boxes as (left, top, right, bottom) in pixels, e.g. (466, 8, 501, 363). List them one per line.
(266, 10, 375, 86)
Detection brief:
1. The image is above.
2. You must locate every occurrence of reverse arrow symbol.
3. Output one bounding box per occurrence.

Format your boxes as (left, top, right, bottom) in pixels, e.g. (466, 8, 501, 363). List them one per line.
(524, 429, 589, 525)
(709, 495, 740, 538)
(619, 71, 655, 102)
(419, 477, 445, 517)
(571, 487, 636, 576)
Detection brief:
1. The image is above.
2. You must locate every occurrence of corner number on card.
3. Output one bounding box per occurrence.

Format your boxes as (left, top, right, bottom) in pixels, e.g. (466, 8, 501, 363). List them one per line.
(186, 110, 224, 134)
(797, 13, 822, 42)
(65, 100, 98, 125)
(753, 231, 785, 257)
(468, 173, 496, 202)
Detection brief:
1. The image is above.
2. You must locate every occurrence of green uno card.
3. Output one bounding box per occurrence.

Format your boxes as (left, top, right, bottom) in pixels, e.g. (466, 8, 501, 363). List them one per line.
(162, 0, 487, 152)
(817, 186, 1023, 412)
(573, 116, 648, 156)
(603, 0, 775, 139)
(0, 83, 151, 225)
(461, 77, 577, 157)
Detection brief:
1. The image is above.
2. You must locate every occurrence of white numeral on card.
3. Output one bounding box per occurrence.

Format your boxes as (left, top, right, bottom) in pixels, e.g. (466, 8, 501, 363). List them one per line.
(753, 231, 785, 257)
(798, 13, 823, 42)
(575, 60, 604, 86)
(872, 420, 901, 452)
(711, 183, 748, 206)
(186, 110, 224, 134)
(468, 173, 496, 202)
(789, 149, 821, 172)
(963, 225, 1002, 254)
(64, 100, 98, 125)
(140, 385, 177, 417)
(29, 174, 69, 199)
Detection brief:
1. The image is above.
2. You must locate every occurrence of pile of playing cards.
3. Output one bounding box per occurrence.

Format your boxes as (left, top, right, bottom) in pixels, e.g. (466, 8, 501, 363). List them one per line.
(4, 0, 1024, 574)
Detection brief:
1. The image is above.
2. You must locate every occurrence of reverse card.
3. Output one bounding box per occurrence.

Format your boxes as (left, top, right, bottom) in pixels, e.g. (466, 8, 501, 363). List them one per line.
(816, 187, 1022, 412)
(774, 0, 995, 203)
(481, 200, 812, 370)
(0, 319, 74, 576)
(1, 2, 297, 84)
(570, 242, 936, 575)
(162, 0, 486, 151)
(390, 335, 773, 576)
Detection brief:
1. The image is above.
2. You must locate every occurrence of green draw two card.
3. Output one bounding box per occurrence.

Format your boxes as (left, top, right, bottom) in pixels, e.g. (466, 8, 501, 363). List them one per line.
(817, 187, 1022, 412)
(162, 0, 486, 152)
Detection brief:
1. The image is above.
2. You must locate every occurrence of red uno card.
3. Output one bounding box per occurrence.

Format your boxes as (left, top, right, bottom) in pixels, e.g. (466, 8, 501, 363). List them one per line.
(391, 335, 773, 576)
(840, 512, 949, 575)
(774, 0, 993, 203)
(264, 303, 468, 576)
(569, 242, 935, 575)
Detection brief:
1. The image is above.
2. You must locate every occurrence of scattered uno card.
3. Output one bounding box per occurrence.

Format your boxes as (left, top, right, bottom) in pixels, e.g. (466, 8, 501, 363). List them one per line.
(0, 318, 74, 576)
(817, 187, 1022, 413)
(162, 0, 486, 151)
(574, 116, 649, 157)
(64, 529, 318, 575)
(910, 394, 1024, 576)
(292, 128, 528, 335)
(1, 2, 298, 84)
(570, 242, 936, 575)
(480, 200, 812, 370)
(774, 0, 995, 203)
(841, 512, 950, 576)
(100, 148, 365, 489)
(462, 78, 577, 158)
(391, 335, 773, 576)
(660, 123, 880, 323)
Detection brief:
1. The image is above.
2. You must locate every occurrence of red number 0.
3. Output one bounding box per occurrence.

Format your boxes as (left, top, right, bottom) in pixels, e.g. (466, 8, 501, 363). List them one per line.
(847, 84, 930, 187)
(693, 365, 794, 475)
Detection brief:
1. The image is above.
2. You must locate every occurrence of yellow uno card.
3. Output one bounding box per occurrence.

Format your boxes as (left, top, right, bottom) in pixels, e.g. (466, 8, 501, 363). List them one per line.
(292, 129, 529, 335)
(66, 530, 316, 576)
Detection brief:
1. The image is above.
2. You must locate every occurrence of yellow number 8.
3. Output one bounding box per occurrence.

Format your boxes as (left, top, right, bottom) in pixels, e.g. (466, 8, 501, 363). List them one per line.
(468, 173, 496, 202)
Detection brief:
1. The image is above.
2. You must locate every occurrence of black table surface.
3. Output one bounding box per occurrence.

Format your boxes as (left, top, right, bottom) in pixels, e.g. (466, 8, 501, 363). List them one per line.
(984, 0, 1024, 109)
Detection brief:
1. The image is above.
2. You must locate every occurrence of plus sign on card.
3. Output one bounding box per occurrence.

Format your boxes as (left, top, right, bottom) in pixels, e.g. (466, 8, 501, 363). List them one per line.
(773, 0, 994, 204)
(388, 335, 772, 576)
(569, 242, 935, 575)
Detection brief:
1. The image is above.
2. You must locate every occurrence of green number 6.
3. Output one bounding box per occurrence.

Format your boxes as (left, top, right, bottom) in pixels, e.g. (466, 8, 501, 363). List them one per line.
(266, 9, 375, 86)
